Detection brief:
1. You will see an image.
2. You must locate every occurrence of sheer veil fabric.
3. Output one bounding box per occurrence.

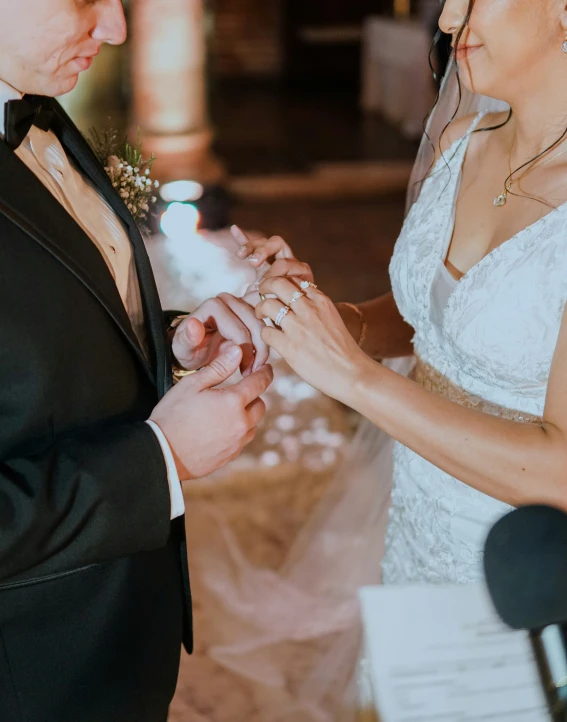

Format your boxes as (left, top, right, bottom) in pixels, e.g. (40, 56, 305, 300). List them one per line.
(406, 55, 509, 214)
(192, 55, 510, 721)
(191, 363, 410, 721)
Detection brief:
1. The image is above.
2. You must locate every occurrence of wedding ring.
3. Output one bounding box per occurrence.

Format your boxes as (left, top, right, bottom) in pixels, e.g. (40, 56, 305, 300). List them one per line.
(300, 281, 318, 291)
(289, 291, 305, 306)
(256, 276, 268, 301)
(275, 305, 291, 327)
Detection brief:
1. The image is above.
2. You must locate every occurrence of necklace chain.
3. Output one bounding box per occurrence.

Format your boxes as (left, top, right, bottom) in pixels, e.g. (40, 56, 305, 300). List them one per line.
(493, 143, 567, 208)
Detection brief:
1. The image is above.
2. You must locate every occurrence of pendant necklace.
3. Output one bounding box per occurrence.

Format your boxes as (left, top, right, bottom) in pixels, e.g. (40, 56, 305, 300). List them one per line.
(493, 144, 567, 208)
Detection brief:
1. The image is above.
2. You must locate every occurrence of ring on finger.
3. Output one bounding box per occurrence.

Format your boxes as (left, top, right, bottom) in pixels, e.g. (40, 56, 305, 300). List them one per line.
(275, 305, 291, 327)
(289, 290, 305, 306)
(300, 281, 318, 291)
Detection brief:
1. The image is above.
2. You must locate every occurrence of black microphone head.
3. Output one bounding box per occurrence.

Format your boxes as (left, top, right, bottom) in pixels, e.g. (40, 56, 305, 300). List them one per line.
(484, 505, 567, 631)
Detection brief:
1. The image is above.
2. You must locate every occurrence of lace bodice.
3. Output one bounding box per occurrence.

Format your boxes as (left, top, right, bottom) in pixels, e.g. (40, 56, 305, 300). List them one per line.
(382, 113, 567, 584)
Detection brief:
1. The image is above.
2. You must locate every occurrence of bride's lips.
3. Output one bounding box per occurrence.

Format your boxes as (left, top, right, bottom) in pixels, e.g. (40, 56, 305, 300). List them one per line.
(455, 44, 483, 61)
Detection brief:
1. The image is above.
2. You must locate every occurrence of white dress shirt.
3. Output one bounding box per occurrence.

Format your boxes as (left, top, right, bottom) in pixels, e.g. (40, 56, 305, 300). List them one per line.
(0, 79, 184, 519)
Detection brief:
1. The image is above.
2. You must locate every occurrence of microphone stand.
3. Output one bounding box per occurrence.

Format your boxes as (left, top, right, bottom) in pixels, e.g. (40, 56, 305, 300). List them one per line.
(531, 631, 567, 722)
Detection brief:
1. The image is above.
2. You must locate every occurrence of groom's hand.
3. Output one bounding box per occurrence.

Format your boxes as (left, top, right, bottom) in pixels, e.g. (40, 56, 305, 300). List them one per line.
(150, 344, 273, 481)
(172, 293, 269, 376)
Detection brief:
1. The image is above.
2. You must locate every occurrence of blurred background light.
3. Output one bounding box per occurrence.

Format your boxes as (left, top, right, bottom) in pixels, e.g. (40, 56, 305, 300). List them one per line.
(160, 202, 200, 240)
(160, 180, 205, 203)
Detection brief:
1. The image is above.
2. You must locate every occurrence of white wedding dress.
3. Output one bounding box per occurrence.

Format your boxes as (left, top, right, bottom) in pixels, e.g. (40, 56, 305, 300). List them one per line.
(384, 112, 567, 585)
(192, 112, 567, 721)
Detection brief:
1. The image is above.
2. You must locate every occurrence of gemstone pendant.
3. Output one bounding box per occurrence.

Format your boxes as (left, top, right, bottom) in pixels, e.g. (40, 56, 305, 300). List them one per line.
(493, 192, 507, 207)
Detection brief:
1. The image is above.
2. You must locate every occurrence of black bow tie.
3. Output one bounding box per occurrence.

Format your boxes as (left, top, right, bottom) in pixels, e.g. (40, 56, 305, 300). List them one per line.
(4, 98, 54, 151)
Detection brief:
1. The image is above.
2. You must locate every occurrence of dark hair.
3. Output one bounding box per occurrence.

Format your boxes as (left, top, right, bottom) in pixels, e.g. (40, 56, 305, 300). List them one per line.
(422, 0, 567, 207)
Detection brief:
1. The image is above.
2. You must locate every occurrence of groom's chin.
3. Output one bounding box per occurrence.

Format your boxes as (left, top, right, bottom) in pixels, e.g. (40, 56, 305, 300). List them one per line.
(50, 72, 80, 99)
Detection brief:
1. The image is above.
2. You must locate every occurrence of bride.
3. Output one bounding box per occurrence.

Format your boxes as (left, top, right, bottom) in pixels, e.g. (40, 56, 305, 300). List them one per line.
(204, 0, 567, 717)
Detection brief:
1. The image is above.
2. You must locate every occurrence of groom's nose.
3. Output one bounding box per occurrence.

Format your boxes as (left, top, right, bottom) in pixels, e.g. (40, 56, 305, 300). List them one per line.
(91, 0, 128, 47)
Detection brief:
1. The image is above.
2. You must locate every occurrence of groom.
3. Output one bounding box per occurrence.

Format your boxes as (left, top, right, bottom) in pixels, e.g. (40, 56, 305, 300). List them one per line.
(0, 1, 274, 721)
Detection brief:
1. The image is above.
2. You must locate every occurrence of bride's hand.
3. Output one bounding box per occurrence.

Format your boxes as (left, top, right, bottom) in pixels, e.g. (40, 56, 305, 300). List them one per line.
(230, 226, 314, 306)
(256, 277, 368, 403)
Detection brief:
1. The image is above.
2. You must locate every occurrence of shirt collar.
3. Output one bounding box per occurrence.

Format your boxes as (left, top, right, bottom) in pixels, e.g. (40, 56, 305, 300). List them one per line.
(0, 79, 24, 137)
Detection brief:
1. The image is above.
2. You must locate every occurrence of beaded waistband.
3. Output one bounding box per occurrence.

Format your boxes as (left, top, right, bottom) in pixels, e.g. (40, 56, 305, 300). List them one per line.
(410, 357, 542, 425)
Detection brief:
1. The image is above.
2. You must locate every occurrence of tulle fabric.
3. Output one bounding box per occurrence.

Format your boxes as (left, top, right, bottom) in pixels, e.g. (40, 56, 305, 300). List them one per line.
(190, 359, 412, 721)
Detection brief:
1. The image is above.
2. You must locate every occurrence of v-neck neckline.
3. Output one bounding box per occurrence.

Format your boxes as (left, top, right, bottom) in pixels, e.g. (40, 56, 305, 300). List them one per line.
(440, 117, 567, 293)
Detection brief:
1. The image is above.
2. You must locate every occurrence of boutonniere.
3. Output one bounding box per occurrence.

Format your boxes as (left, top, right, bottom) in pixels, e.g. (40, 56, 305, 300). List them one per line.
(89, 126, 160, 223)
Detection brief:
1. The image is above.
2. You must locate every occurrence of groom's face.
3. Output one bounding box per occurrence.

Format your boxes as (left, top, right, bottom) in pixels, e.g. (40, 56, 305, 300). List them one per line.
(0, 0, 127, 97)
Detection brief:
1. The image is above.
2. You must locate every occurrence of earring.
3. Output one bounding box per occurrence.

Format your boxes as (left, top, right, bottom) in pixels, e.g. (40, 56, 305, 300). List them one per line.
(562, 37, 567, 53)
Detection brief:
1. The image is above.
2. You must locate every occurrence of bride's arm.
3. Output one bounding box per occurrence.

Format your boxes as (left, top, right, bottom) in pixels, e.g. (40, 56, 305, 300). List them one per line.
(337, 293, 414, 359)
(257, 278, 567, 512)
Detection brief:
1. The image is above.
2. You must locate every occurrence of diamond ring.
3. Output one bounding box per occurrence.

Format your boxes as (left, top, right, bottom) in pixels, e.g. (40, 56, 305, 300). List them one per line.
(300, 281, 318, 291)
(275, 305, 291, 327)
(289, 291, 305, 306)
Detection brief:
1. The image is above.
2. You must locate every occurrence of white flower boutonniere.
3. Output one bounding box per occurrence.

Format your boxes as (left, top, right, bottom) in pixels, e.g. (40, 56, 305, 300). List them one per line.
(89, 126, 160, 224)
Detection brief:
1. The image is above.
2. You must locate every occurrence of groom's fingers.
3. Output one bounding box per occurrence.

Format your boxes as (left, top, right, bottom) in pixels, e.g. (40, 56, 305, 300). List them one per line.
(246, 397, 267, 430)
(217, 293, 270, 373)
(233, 364, 274, 407)
(192, 296, 254, 370)
(184, 317, 207, 348)
(171, 316, 206, 366)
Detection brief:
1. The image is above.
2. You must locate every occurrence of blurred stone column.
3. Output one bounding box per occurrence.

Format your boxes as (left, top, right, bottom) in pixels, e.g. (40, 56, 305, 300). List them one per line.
(131, 0, 224, 185)
(393, 0, 411, 17)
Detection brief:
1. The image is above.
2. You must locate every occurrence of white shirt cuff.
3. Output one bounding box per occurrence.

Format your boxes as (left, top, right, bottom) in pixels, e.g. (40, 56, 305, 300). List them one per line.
(146, 420, 185, 520)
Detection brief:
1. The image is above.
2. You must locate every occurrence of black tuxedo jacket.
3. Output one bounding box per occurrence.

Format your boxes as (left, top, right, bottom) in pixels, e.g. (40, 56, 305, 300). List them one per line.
(0, 97, 192, 722)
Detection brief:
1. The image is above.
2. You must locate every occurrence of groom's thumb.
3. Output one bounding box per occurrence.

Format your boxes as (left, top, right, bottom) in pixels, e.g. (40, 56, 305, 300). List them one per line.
(195, 344, 243, 390)
(182, 317, 207, 351)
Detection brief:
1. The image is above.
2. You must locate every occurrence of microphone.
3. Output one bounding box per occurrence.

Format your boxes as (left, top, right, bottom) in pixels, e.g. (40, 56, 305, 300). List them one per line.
(484, 505, 567, 722)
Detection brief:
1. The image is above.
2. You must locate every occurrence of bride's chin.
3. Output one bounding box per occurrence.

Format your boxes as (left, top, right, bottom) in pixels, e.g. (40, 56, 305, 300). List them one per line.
(458, 69, 502, 104)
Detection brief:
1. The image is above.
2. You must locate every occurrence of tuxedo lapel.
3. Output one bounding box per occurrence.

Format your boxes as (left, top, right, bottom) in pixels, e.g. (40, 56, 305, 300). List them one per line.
(0, 139, 155, 385)
(46, 99, 170, 399)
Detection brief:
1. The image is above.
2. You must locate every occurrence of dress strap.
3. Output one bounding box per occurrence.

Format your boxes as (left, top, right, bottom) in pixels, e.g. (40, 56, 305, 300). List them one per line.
(438, 110, 488, 174)
(465, 111, 488, 136)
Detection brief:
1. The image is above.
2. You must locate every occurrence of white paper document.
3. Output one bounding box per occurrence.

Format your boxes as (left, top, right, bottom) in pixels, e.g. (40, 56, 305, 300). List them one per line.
(359, 583, 550, 722)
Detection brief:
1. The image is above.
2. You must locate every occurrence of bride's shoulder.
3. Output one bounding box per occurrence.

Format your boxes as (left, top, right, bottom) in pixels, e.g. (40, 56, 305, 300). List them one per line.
(435, 111, 507, 161)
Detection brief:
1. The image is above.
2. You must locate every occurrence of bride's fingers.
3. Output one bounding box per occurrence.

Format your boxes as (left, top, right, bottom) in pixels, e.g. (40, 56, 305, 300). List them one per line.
(231, 226, 295, 266)
(262, 258, 314, 283)
(257, 279, 306, 313)
(250, 236, 294, 265)
(256, 298, 296, 327)
(260, 324, 286, 354)
(231, 225, 252, 253)
(258, 276, 321, 311)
